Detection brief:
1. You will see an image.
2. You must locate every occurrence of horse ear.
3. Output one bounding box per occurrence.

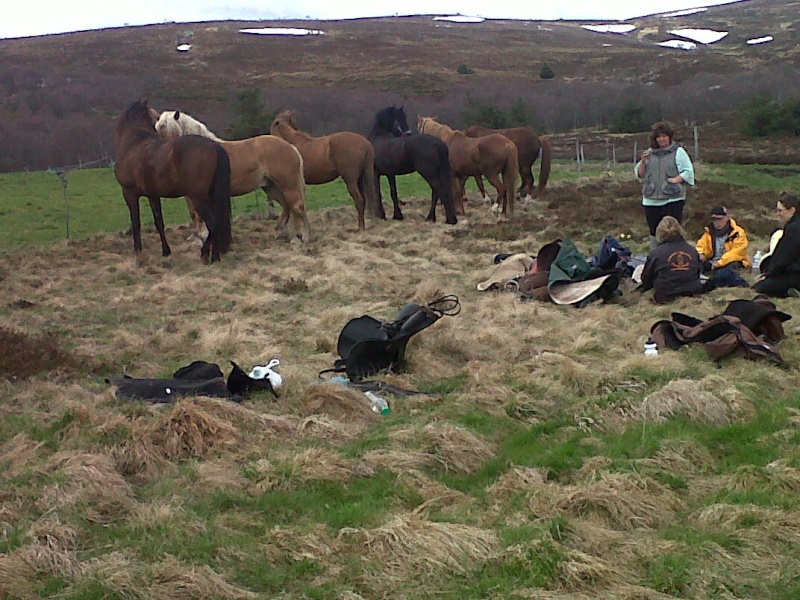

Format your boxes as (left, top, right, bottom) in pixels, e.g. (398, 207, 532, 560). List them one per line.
(173, 111, 181, 121)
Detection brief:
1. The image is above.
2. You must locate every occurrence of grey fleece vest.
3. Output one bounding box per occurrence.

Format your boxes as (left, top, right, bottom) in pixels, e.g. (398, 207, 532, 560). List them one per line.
(642, 143, 686, 201)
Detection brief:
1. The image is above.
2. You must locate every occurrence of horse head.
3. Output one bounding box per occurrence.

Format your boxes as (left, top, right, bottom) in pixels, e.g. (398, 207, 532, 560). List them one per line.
(376, 106, 411, 137)
(119, 98, 158, 133)
(272, 110, 298, 131)
(154, 111, 183, 137)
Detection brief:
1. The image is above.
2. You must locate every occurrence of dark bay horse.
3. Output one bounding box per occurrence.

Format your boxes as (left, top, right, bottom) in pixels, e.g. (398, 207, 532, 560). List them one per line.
(270, 110, 377, 231)
(155, 110, 310, 243)
(418, 116, 519, 216)
(369, 106, 457, 225)
(114, 99, 232, 262)
(465, 125, 552, 201)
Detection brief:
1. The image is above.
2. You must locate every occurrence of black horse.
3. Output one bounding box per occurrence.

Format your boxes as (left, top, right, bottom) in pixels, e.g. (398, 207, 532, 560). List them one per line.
(369, 106, 457, 224)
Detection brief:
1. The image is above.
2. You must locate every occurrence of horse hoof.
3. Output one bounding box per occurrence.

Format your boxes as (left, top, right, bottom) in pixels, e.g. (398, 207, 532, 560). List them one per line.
(446, 218, 457, 225)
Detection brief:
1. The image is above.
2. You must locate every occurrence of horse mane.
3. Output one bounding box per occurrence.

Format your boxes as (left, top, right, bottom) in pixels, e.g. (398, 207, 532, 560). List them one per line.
(155, 111, 223, 141)
(418, 116, 456, 142)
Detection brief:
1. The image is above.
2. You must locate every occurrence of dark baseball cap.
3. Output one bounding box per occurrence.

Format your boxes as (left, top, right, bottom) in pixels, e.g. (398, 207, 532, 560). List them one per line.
(710, 206, 728, 217)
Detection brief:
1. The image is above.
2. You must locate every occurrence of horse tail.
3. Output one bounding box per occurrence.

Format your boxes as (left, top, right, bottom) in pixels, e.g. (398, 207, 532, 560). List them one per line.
(361, 144, 381, 219)
(537, 135, 552, 195)
(293, 147, 311, 241)
(211, 143, 233, 253)
(504, 144, 520, 215)
(437, 146, 458, 224)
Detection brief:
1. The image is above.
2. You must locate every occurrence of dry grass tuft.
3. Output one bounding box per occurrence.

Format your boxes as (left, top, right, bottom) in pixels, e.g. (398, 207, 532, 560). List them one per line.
(530, 472, 682, 530)
(148, 399, 240, 461)
(263, 447, 369, 491)
(420, 422, 495, 474)
(298, 383, 378, 421)
(362, 449, 439, 473)
(341, 512, 498, 581)
(487, 466, 550, 497)
(558, 547, 630, 591)
(635, 376, 752, 425)
(0, 553, 38, 598)
(0, 433, 45, 477)
(149, 555, 258, 599)
(297, 413, 364, 442)
(81, 550, 148, 598)
(37, 452, 135, 523)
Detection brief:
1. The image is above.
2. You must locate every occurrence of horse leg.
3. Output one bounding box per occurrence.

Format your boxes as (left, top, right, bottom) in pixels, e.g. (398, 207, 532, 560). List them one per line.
(454, 176, 467, 216)
(520, 165, 535, 203)
(346, 177, 367, 231)
(374, 171, 387, 220)
(122, 189, 144, 254)
(147, 196, 171, 256)
(473, 176, 489, 203)
(191, 198, 217, 263)
(485, 173, 507, 216)
(426, 188, 437, 222)
(388, 176, 403, 220)
(185, 197, 207, 243)
(264, 183, 291, 241)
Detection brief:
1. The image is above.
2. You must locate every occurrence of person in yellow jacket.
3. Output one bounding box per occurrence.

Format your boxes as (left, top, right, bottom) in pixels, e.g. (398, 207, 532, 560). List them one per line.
(695, 206, 751, 287)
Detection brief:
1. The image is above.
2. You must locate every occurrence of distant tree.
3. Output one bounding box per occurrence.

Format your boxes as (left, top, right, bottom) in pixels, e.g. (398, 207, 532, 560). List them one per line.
(738, 95, 800, 136)
(462, 93, 508, 128)
(539, 62, 555, 80)
(508, 97, 531, 127)
(227, 88, 274, 139)
(610, 104, 650, 133)
(457, 64, 475, 75)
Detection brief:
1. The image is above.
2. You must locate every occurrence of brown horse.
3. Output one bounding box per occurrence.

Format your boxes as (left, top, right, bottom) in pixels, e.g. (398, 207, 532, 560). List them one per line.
(155, 110, 310, 242)
(465, 125, 551, 201)
(113, 98, 232, 262)
(417, 116, 519, 216)
(270, 110, 377, 231)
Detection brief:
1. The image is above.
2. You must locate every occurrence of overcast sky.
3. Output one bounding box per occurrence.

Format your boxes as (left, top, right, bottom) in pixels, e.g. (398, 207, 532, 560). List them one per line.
(1, 0, 744, 39)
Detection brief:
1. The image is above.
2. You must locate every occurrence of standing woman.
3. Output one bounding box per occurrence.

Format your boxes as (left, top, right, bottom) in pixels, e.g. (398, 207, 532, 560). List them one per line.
(753, 193, 800, 297)
(635, 121, 695, 250)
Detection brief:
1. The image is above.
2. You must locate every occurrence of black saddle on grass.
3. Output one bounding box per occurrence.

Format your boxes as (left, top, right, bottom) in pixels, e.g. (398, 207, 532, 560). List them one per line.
(321, 295, 460, 380)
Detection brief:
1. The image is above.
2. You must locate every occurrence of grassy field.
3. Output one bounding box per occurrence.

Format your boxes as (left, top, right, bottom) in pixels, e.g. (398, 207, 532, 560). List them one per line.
(1, 162, 800, 599)
(2, 161, 798, 251)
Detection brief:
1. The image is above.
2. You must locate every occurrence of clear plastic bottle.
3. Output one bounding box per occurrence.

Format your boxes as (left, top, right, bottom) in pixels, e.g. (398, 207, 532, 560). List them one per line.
(751, 250, 763, 277)
(644, 338, 659, 358)
(365, 391, 390, 415)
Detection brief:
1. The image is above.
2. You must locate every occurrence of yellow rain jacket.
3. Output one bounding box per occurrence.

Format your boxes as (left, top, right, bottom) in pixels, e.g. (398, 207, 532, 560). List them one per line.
(696, 218, 751, 268)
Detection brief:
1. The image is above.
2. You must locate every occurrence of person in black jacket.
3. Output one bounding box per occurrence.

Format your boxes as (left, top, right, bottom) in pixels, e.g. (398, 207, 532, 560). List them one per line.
(753, 193, 800, 297)
(640, 215, 705, 304)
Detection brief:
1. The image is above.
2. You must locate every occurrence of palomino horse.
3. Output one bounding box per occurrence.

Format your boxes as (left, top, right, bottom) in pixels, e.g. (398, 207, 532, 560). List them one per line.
(155, 110, 310, 242)
(417, 116, 519, 216)
(113, 98, 232, 262)
(465, 125, 552, 201)
(369, 106, 457, 225)
(270, 110, 377, 231)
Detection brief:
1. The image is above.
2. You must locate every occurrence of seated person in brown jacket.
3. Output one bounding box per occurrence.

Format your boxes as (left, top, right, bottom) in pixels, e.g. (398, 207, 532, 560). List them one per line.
(640, 216, 705, 304)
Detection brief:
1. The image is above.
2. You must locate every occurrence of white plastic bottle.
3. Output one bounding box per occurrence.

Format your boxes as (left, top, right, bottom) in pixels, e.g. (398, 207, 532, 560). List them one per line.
(365, 391, 390, 415)
(644, 338, 659, 358)
(751, 250, 763, 277)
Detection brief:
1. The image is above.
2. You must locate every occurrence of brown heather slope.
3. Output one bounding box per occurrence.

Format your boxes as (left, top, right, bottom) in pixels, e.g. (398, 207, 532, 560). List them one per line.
(0, 0, 799, 170)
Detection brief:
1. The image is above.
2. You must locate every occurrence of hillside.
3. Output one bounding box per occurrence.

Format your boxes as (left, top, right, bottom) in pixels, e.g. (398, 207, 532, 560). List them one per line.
(1, 0, 799, 171)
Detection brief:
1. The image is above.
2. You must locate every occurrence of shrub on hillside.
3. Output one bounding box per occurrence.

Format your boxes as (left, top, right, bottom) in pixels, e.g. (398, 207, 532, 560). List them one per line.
(0, 325, 89, 380)
(610, 104, 651, 133)
(539, 63, 555, 80)
(457, 64, 475, 75)
(739, 95, 800, 137)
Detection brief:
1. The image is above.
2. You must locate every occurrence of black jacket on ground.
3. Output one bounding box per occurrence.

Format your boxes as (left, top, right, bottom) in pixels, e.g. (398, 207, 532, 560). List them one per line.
(640, 235, 703, 297)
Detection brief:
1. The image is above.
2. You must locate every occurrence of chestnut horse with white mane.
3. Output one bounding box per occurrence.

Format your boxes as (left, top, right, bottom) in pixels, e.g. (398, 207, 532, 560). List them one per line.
(155, 110, 311, 242)
(270, 110, 377, 231)
(417, 116, 519, 216)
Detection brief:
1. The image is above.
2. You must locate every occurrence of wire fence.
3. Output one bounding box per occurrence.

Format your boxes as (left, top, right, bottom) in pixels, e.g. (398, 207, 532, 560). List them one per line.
(46, 155, 115, 241)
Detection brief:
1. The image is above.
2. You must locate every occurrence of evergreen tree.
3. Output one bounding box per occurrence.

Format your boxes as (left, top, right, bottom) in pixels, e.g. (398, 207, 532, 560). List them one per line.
(509, 97, 531, 127)
(227, 88, 273, 139)
(539, 62, 555, 79)
(610, 104, 650, 133)
(461, 93, 508, 128)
